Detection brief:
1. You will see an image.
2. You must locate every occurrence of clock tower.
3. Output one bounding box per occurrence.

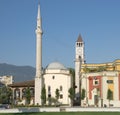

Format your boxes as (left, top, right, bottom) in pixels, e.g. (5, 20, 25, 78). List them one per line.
(75, 34, 85, 104)
(75, 34, 85, 64)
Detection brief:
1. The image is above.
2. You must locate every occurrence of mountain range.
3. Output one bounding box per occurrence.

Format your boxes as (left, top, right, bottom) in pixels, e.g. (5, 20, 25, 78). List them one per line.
(0, 63, 35, 82)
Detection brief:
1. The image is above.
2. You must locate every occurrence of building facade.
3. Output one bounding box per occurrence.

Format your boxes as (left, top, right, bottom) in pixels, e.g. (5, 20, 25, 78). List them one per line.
(9, 62, 72, 106)
(0, 75, 13, 86)
(44, 62, 72, 105)
(74, 35, 120, 107)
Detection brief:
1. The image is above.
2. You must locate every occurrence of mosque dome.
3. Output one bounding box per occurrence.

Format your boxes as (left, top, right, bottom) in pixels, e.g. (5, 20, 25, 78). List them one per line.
(46, 62, 67, 70)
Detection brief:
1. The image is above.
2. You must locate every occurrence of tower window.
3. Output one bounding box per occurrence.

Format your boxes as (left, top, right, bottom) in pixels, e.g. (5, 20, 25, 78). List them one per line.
(52, 76, 55, 79)
(48, 94, 51, 98)
(77, 42, 81, 47)
(60, 86, 63, 91)
(79, 56, 81, 60)
(80, 43, 83, 46)
(48, 86, 51, 92)
(60, 94, 63, 99)
(77, 43, 79, 46)
(48, 86, 51, 98)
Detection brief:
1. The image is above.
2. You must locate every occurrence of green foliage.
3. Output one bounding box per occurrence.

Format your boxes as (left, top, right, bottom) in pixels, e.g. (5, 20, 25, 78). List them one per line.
(81, 89, 85, 100)
(107, 89, 113, 100)
(69, 68, 75, 93)
(47, 97, 57, 106)
(69, 68, 75, 78)
(41, 85, 46, 106)
(83, 66, 107, 73)
(68, 87, 74, 99)
(83, 67, 90, 73)
(68, 87, 74, 106)
(55, 88, 59, 100)
(25, 87, 31, 105)
(97, 66, 107, 72)
(0, 86, 12, 104)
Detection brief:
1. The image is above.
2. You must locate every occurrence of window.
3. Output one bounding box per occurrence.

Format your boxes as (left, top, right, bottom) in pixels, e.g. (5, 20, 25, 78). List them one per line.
(107, 80, 113, 84)
(14, 88, 20, 99)
(77, 43, 79, 46)
(77, 42, 81, 47)
(52, 76, 55, 79)
(48, 86, 51, 97)
(30, 88, 34, 96)
(60, 86, 63, 91)
(22, 88, 26, 98)
(94, 80, 99, 85)
(48, 94, 51, 98)
(60, 94, 63, 99)
(48, 86, 51, 92)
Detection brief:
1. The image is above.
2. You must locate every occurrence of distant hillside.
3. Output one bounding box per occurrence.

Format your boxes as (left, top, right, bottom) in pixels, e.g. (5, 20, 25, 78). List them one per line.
(0, 63, 35, 82)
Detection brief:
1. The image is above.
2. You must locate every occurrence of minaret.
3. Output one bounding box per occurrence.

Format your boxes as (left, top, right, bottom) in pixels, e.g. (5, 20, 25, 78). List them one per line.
(35, 3, 43, 105)
(75, 34, 85, 104)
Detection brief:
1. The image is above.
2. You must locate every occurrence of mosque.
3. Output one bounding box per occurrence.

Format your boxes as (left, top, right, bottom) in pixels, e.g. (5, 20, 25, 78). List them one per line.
(9, 4, 120, 107)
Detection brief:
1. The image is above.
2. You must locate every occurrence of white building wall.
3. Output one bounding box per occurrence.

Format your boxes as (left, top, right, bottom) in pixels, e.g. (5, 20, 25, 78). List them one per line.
(44, 73, 71, 105)
(114, 74, 119, 100)
(75, 60, 80, 98)
(35, 77, 42, 105)
(102, 74, 108, 105)
(0, 75, 13, 85)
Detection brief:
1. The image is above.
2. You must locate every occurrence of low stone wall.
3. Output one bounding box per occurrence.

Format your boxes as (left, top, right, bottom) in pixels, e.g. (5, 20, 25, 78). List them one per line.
(65, 107, 120, 112)
(0, 107, 120, 113)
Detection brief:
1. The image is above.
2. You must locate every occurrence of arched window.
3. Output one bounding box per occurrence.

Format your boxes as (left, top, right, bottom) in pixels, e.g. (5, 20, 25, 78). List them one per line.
(30, 88, 34, 97)
(60, 86, 63, 91)
(14, 88, 20, 99)
(22, 88, 26, 99)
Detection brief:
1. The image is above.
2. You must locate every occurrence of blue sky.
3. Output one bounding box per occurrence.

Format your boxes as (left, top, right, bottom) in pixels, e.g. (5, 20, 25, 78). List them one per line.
(0, 0, 120, 68)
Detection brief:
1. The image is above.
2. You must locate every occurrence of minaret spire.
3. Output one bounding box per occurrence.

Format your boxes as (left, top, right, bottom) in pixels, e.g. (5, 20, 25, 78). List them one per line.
(36, 2, 42, 33)
(35, 2, 43, 105)
(37, 3, 40, 19)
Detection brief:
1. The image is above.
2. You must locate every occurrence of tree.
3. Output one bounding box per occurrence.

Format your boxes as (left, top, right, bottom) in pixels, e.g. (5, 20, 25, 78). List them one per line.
(97, 66, 107, 72)
(107, 89, 113, 107)
(81, 89, 85, 100)
(47, 97, 57, 106)
(55, 88, 59, 101)
(69, 68, 75, 87)
(83, 66, 90, 73)
(41, 85, 46, 106)
(25, 87, 31, 105)
(0, 86, 12, 104)
(69, 68, 75, 95)
(68, 87, 74, 106)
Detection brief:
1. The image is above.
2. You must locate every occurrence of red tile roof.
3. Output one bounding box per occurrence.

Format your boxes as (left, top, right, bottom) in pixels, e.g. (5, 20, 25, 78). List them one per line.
(8, 80, 34, 87)
(77, 34, 83, 42)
